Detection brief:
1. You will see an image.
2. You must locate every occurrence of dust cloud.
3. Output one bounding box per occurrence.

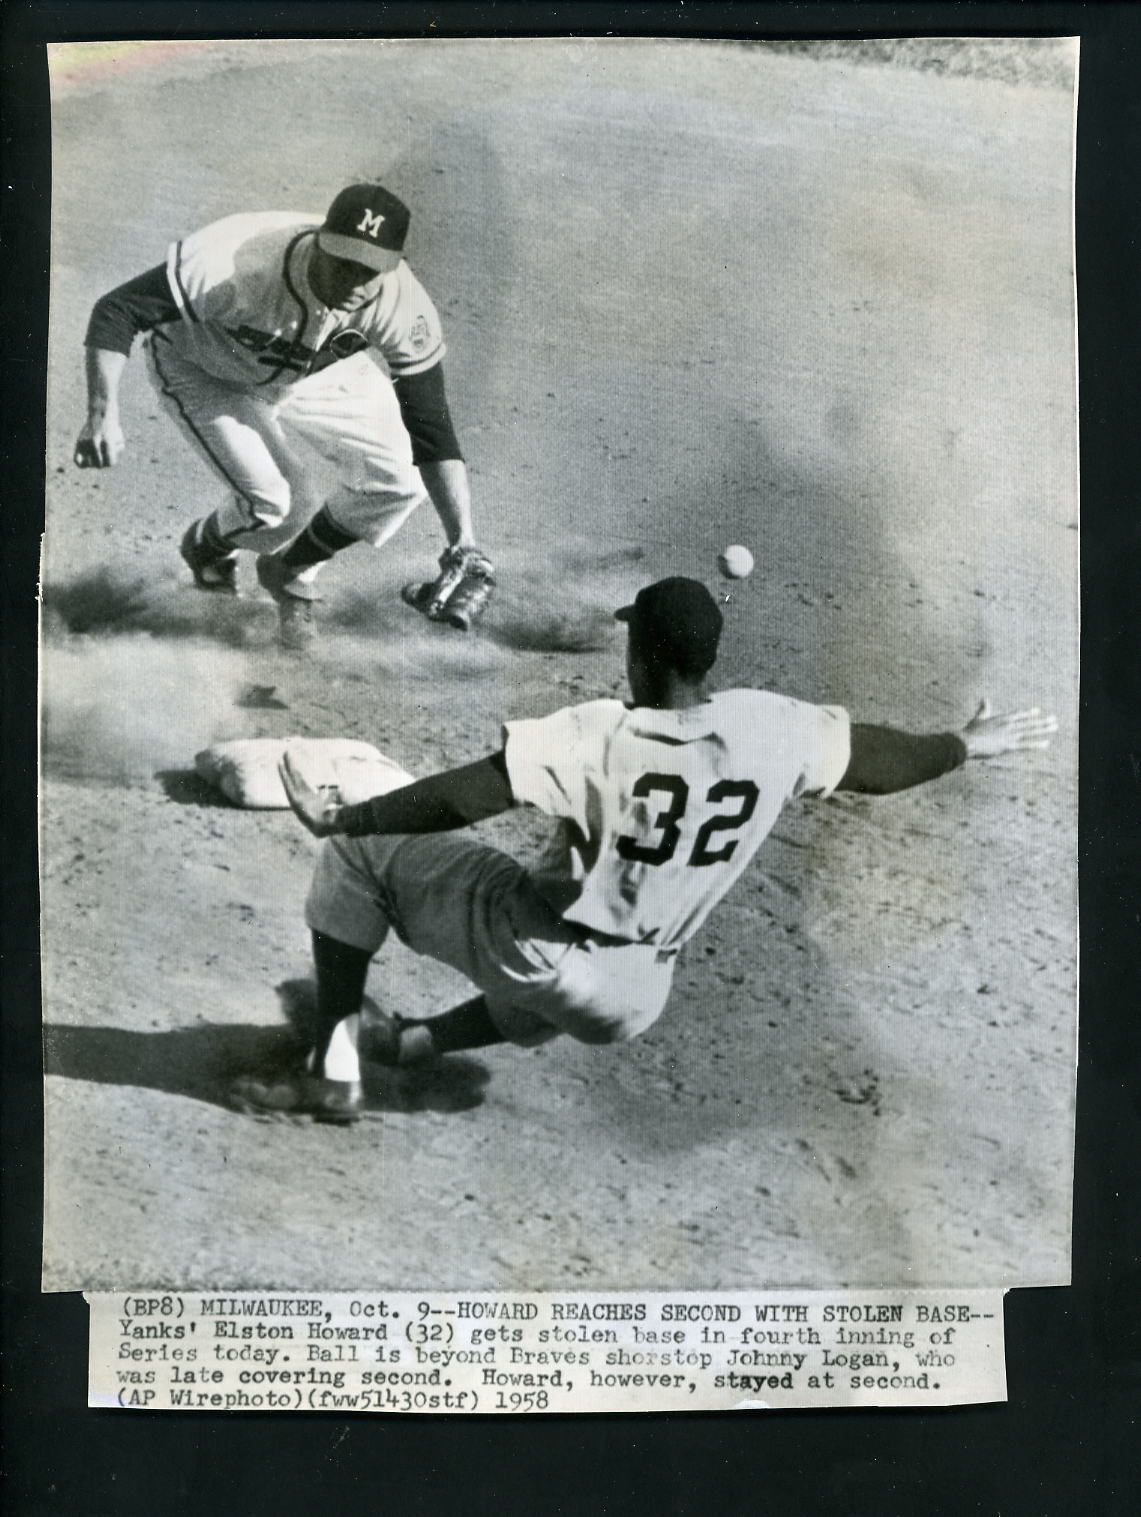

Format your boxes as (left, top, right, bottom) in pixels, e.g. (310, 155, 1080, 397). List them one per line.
(41, 634, 251, 783)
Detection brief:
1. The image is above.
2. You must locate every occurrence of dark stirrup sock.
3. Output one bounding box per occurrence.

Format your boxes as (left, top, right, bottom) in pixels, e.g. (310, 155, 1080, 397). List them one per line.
(278, 507, 358, 572)
(398, 996, 507, 1059)
(310, 930, 372, 1066)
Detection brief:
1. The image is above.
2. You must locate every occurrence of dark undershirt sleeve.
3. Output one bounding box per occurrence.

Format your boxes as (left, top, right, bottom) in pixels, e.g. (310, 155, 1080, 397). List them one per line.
(85, 263, 181, 355)
(337, 789, 468, 837)
(337, 750, 513, 837)
(837, 725, 968, 795)
(392, 362, 464, 466)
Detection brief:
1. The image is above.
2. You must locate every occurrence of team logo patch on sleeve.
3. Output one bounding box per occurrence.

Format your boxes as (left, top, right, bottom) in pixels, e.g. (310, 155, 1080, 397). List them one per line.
(410, 315, 431, 352)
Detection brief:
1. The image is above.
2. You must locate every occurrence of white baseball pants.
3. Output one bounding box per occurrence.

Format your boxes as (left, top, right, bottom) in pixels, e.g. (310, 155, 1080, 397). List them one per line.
(147, 341, 427, 553)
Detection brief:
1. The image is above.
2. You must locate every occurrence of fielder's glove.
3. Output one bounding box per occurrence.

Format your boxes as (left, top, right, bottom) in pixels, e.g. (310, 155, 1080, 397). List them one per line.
(401, 545, 496, 630)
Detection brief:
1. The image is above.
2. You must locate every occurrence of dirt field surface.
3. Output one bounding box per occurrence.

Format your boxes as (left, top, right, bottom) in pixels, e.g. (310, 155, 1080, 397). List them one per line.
(41, 39, 1078, 1291)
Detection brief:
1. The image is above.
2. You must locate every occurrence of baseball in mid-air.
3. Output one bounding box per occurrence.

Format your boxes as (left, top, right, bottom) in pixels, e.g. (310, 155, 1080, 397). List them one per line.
(717, 544, 754, 580)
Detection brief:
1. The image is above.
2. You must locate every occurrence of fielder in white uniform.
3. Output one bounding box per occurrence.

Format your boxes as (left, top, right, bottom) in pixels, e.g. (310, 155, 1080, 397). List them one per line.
(75, 183, 486, 646)
(230, 576, 1057, 1122)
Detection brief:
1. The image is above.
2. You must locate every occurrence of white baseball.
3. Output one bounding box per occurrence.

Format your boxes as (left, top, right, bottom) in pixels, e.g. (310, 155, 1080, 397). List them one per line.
(717, 545, 754, 580)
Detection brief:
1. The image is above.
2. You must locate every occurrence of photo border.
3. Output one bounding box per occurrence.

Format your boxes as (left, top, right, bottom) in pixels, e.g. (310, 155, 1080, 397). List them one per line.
(3, 0, 1136, 1508)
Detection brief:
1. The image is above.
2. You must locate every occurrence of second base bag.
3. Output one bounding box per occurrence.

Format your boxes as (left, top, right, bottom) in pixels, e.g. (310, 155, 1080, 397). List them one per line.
(194, 737, 415, 809)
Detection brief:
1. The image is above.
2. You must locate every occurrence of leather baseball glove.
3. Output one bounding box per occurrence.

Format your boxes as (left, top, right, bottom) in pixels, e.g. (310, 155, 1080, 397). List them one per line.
(402, 546, 496, 630)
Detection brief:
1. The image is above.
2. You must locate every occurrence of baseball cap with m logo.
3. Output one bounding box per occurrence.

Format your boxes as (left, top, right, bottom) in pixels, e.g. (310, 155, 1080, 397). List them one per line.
(318, 184, 411, 274)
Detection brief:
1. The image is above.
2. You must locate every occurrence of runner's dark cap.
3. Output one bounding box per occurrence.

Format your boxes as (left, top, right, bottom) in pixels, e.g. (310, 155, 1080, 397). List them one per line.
(615, 577, 723, 675)
(318, 184, 410, 274)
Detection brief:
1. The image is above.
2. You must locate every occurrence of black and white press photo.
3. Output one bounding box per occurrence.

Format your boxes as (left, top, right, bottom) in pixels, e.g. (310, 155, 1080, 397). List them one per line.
(41, 36, 1079, 1294)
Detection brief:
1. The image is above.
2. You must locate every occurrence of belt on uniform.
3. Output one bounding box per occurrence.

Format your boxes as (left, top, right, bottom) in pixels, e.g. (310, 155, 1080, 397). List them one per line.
(570, 925, 681, 963)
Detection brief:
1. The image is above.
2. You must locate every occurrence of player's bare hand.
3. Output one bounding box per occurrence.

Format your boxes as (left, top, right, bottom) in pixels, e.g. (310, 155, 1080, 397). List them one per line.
(962, 698, 1058, 759)
(279, 749, 345, 837)
(74, 416, 125, 469)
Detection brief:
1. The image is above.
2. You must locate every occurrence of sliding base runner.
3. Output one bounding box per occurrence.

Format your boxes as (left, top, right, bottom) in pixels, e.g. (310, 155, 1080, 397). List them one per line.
(229, 574, 1055, 1124)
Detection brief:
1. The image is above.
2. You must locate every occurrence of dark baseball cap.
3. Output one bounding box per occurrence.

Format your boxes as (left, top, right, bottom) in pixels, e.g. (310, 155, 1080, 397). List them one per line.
(615, 577, 723, 675)
(318, 184, 410, 274)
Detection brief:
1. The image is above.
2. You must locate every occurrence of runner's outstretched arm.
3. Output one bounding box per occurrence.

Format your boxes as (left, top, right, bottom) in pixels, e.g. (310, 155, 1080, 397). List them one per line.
(839, 700, 1057, 795)
(279, 749, 514, 838)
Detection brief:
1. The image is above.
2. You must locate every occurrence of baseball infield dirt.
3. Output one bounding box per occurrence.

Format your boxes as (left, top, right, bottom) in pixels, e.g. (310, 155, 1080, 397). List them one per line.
(41, 38, 1078, 1291)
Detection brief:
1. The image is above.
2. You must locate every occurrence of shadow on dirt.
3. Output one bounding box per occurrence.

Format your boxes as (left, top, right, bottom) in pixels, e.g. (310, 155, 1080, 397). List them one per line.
(43, 1020, 301, 1111)
(156, 769, 235, 807)
(44, 1010, 492, 1118)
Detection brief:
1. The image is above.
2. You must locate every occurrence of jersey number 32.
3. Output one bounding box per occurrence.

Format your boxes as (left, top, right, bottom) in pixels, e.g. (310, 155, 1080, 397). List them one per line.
(616, 773, 759, 868)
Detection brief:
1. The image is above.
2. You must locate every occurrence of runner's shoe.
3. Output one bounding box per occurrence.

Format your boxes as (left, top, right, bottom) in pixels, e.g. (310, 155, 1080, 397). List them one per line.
(229, 1071, 363, 1124)
(362, 1007, 435, 1067)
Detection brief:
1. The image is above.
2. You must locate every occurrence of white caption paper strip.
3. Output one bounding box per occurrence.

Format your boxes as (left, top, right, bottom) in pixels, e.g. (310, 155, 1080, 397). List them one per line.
(88, 1289, 1006, 1412)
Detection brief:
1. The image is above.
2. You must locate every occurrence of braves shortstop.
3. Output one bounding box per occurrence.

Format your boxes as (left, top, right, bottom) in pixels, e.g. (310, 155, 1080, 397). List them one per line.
(230, 576, 1057, 1122)
(75, 183, 487, 646)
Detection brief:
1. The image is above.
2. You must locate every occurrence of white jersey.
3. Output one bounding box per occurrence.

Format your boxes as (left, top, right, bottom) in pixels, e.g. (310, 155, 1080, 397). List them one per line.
(504, 691, 851, 948)
(161, 212, 445, 398)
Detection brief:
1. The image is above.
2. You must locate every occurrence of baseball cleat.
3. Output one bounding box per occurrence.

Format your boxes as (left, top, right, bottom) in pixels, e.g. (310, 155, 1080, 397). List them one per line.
(274, 596, 317, 653)
(256, 556, 319, 651)
(180, 522, 239, 594)
(362, 1005, 402, 1066)
(362, 1007, 435, 1067)
(229, 1071, 363, 1124)
(255, 553, 321, 603)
